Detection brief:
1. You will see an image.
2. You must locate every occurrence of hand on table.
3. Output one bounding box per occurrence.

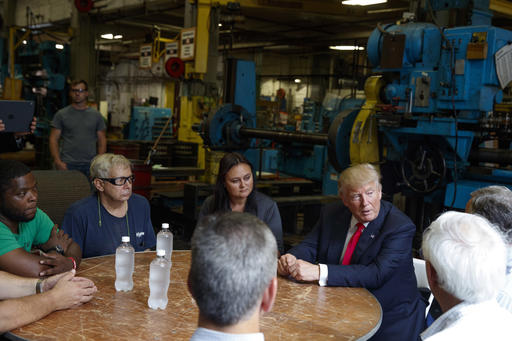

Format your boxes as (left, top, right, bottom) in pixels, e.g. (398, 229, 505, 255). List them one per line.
(39, 252, 74, 277)
(288, 259, 320, 282)
(278, 253, 297, 276)
(49, 270, 97, 310)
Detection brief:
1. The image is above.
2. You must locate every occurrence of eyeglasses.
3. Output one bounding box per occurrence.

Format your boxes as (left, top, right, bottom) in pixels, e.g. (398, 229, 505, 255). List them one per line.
(98, 175, 135, 186)
(71, 88, 87, 93)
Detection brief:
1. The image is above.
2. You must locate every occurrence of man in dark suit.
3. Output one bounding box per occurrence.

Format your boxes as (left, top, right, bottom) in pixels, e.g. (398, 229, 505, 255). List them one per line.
(278, 163, 425, 340)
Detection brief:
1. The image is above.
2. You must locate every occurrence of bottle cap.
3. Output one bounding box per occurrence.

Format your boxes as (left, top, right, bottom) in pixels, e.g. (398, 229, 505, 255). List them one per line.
(156, 249, 166, 257)
(121, 236, 130, 243)
(162, 223, 169, 229)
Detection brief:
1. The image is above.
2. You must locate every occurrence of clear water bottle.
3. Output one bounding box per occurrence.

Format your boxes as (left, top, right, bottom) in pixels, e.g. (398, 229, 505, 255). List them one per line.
(156, 223, 173, 261)
(115, 236, 134, 292)
(148, 249, 171, 310)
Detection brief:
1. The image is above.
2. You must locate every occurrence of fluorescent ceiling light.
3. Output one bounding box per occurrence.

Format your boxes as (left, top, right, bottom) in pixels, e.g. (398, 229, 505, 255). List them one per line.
(55, 44, 64, 49)
(329, 45, 365, 51)
(101, 33, 114, 39)
(114, 34, 123, 39)
(294, 78, 301, 83)
(342, 0, 387, 5)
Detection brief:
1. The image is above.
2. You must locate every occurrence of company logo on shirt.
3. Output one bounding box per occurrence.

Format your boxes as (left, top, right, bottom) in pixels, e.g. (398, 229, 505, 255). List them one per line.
(136, 232, 145, 238)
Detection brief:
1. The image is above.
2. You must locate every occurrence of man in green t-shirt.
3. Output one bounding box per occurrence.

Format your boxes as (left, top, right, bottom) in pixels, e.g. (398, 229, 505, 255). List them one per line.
(0, 160, 82, 277)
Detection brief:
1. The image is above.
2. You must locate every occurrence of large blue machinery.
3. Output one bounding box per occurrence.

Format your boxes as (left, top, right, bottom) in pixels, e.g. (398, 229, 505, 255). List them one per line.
(366, 0, 512, 212)
(199, 1, 512, 225)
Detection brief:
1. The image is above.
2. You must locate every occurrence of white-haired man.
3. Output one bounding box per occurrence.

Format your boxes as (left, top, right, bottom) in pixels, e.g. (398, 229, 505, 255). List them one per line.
(421, 211, 512, 340)
(188, 212, 278, 340)
(62, 153, 156, 258)
(465, 185, 512, 313)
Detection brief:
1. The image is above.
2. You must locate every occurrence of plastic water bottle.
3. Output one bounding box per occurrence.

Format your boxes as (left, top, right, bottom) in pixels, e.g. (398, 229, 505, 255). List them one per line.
(156, 223, 173, 262)
(148, 249, 171, 310)
(115, 236, 134, 292)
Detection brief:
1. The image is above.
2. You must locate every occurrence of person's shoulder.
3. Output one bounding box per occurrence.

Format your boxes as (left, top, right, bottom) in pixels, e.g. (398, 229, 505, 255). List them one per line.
(380, 200, 414, 226)
(66, 195, 97, 214)
(253, 191, 274, 203)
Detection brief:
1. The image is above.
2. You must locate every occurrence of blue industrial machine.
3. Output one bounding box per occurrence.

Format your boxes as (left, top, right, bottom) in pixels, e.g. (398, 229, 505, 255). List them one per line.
(364, 0, 512, 214)
(128, 106, 172, 141)
(198, 58, 362, 194)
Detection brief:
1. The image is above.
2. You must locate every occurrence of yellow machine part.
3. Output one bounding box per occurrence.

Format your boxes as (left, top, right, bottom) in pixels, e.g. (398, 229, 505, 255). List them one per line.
(349, 76, 385, 166)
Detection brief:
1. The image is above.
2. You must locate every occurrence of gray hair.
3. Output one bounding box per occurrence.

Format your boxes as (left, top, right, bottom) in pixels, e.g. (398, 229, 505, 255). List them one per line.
(190, 212, 277, 326)
(471, 194, 512, 242)
(89, 153, 131, 179)
(422, 211, 506, 303)
(338, 163, 381, 195)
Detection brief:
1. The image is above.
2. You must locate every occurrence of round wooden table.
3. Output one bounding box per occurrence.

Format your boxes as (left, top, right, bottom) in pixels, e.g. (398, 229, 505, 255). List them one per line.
(7, 251, 382, 341)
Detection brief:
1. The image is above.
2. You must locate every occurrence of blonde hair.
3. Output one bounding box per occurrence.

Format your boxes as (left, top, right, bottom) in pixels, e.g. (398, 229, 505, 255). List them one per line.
(90, 153, 132, 179)
(338, 163, 381, 195)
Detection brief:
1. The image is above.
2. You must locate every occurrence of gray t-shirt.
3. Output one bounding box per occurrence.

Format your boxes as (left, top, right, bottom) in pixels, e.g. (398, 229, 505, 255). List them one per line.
(51, 105, 106, 164)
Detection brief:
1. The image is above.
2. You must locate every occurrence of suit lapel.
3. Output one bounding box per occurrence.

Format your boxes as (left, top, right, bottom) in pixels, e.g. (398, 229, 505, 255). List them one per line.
(351, 201, 389, 264)
(326, 207, 352, 264)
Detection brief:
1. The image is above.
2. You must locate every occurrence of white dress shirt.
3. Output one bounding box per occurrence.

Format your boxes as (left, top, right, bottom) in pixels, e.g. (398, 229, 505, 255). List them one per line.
(318, 216, 368, 286)
(421, 300, 512, 340)
(190, 327, 265, 341)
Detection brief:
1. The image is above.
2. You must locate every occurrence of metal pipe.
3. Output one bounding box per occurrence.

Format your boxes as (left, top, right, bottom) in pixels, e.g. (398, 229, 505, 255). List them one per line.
(239, 127, 328, 145)
(469, 148, 512, 164)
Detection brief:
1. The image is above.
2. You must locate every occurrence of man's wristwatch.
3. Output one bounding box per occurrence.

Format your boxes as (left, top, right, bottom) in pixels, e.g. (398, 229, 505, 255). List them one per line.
(45, 245, 64, 255)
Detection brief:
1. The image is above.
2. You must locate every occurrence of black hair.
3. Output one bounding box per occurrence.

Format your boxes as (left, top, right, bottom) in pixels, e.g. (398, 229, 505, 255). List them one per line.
(212, 152, 257, 214)
(0, 160, 31, 194)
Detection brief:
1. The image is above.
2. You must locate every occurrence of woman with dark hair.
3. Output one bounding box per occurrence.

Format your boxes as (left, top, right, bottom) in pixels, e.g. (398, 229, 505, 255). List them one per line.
(198, 152, 284, 253)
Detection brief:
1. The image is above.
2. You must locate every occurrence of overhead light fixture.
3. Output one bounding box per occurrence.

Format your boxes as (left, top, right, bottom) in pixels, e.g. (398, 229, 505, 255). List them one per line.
(218, 23, 223, 27)
(114, 34, 123, 39)
(329, 45, 365, 51)
(342, 0, 387, 5)
(101, 33, 114, 39)
(23, 40, 27, 45)
(294, 78, 301, 83)
(55, 44, 64, 49)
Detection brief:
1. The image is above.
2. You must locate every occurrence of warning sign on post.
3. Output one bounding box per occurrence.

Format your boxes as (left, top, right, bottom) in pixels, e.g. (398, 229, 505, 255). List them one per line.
(180, 28, 195, 61)
(139, 44, 152, 69)
(165, 41, 179, 62)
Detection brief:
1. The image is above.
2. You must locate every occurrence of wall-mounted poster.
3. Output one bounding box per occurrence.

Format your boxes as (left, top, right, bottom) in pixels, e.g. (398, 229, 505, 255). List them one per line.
(139, 44, 152, 69)
(180, 27, 195, 61)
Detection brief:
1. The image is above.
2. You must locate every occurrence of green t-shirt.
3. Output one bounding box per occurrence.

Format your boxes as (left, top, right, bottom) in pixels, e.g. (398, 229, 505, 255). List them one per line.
(0, 208, 54, 256)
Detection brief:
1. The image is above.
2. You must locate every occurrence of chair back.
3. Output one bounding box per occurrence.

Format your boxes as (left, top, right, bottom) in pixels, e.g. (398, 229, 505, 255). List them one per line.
(32, 170, 92, 226)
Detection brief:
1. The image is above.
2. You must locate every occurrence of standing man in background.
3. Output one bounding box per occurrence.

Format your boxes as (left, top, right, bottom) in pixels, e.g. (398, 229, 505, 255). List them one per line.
(49, 80, 106, 178)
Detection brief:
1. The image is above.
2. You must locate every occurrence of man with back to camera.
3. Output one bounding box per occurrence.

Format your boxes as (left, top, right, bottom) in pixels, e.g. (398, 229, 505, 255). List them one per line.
(49, 80, 106, 177)
(188, 212, 278, 340)
(421, 211, 512, 340)
(0, 269, 96, 333)
(278, 163, 426, 340)
(62, 153, 156, 258)
(465, 185, 512, 313)
(0, 160, 82, 278)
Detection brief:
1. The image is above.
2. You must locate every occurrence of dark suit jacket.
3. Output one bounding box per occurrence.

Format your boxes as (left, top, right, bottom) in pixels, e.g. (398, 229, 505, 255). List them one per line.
(289, 200, 425, 341)
(0, 133, 20, 153)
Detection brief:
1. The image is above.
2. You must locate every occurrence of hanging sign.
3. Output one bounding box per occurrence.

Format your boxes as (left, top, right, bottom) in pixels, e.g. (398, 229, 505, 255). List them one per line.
(139, 44, 152, 69)
(165, 41, 179, 62)
(180, 27, 196, 61)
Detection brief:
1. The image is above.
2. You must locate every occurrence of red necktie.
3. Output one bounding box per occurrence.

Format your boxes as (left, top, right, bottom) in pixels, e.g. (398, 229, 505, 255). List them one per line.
(342, 223, 365, 265)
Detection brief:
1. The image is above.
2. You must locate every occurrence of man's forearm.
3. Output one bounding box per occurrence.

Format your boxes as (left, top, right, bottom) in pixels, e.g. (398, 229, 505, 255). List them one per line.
(48, 136, 61, 163)
(0, 292, 56, 333)
(0, 272, 38, 299)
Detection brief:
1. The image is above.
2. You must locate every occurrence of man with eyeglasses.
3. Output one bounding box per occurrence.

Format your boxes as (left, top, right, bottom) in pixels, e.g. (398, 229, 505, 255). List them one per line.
(61, 153, 156, 258)
(49, 79, 106, 178)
